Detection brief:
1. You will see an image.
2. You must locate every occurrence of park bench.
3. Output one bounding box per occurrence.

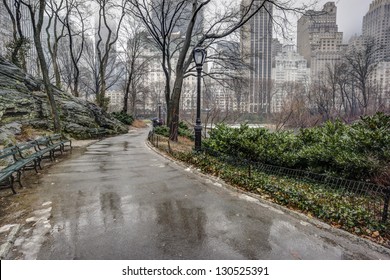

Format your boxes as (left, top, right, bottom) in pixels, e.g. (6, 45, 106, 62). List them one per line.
(0, 134, 72, 194)
(14, 140, 42, 173)
(0, 147, 20, 194)
(48, 134, 72, 155)
(0, 141, 40, 194)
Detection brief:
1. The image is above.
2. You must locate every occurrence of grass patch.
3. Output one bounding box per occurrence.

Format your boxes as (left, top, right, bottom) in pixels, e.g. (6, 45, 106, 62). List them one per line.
(132, 119, 148, 128)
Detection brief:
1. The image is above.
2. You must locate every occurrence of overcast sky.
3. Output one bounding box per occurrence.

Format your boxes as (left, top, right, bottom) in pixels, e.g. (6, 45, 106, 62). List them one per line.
(316, 0, 372, 41)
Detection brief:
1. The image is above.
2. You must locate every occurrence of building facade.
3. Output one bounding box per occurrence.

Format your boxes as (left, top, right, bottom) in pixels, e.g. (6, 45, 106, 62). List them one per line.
(297, 2, 346, 81)
(362, 0, 390, 62)
(271, 45, 310, 112)
(204, 42, 247, 114)
(241, 0, 273, 115)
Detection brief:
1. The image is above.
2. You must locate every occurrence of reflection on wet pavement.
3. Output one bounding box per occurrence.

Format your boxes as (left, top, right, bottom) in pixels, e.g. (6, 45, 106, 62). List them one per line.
(2, 130, 389, 260)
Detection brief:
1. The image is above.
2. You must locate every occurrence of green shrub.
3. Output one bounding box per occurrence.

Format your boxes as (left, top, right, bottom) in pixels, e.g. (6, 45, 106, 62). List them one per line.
(204, 112, 390, 182)
(154, 126, 169, 137)
(111, 112, 134, 125)
(174, 151, 389, 237)
(154, 122, 194, 140)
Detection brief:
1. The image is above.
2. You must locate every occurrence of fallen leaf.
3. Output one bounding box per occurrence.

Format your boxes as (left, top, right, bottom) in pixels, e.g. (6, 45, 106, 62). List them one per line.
(372, 231, 380, 238)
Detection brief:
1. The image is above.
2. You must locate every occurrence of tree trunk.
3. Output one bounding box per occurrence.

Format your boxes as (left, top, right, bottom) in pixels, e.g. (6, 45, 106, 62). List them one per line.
(169, 73, 184, 141)
(27, 0, 61, 132)
(122, 79, 130, 114)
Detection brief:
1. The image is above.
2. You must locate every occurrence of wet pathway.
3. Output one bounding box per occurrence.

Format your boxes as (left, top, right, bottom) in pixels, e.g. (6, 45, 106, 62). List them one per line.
(5, 128, 390, 259)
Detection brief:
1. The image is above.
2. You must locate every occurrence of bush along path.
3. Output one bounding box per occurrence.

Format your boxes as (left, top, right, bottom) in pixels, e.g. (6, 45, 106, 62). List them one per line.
(173, 151, 389, 248)
(204, 112, 390, 184)
(150, 113, 390, 248)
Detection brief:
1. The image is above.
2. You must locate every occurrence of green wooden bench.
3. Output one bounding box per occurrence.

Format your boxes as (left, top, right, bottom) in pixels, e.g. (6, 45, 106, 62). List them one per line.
(0, 134, 72, 194)
(14, 141, 42, 173)
(48, 134, 72, 155)
(0, 142, 42, 194)
(0, 147, 19, 194)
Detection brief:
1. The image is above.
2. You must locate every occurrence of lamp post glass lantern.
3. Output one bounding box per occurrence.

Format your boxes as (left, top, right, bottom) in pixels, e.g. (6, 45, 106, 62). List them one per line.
(193, 47, 206, 152)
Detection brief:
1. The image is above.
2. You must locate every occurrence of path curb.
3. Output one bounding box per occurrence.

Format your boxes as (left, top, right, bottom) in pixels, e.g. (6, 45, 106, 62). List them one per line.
(145, 139, 390, 258)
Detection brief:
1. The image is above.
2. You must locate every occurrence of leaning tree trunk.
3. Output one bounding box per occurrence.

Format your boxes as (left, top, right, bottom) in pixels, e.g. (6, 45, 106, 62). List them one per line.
(28, 0, 61, 132)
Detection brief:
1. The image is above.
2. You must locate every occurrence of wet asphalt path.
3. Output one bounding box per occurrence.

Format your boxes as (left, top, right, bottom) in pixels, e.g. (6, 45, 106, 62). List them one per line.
(8, 128, 390, 259)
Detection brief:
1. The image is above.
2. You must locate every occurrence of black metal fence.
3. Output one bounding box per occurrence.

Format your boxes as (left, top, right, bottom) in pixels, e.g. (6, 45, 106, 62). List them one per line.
(147, 130, 389, 225)
(204, 147, 390, 224)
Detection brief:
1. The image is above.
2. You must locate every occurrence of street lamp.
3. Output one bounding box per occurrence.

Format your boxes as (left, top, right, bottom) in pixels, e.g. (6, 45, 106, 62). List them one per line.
(193, 47, 207, 152)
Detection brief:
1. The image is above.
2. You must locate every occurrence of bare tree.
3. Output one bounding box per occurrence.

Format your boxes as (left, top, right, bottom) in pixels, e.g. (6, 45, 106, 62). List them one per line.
(45, 0, 66, 88)
(81, 36, 124, 102)
(3, 0, 30, 71)
(344, 37, 381, 115)
(21, 0, 61, 132)
(118, 21, 151, 114)
(60, 0, 89, 97)
(127, 0, 315, 141)
(95, 0, 127, 109)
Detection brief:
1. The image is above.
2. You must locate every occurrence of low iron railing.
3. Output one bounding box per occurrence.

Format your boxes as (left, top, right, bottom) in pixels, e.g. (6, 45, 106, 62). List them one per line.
(148, 130, 389, 225)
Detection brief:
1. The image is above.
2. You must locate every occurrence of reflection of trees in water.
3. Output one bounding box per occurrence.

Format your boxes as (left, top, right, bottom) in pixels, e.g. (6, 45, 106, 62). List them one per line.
(156, 200, 206, 255)
(100, 192, 124, 228)
(221, 210, 272, 260)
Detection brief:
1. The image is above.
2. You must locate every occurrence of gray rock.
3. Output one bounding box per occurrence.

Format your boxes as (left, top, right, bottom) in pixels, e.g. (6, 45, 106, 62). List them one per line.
(0, 121, 22, 145)
(0, 55, 128, 141)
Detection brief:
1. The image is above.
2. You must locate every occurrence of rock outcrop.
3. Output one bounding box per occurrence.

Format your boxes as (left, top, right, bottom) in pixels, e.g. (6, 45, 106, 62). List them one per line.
(0, 56, 128, 144)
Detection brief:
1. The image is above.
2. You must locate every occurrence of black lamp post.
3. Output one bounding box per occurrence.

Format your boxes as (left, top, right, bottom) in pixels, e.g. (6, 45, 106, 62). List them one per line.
(157, 102, 161, 119)
(193, 47, 207, 152)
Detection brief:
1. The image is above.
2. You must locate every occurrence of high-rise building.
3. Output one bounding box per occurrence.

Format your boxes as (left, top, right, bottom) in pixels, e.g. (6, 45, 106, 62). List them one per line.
(271, 45, 310, 112)
(150, 0, 203, 37)
(297, 2, 346, 80)
(204, 41, 247, 113)
(241, 0, 273, 115)
(362, 0, 390, 62)
(272, 38, 283, 66)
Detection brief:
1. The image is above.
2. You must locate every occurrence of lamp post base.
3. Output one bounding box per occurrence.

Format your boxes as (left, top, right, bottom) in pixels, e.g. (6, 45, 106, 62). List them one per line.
(194, 124, 202, 152)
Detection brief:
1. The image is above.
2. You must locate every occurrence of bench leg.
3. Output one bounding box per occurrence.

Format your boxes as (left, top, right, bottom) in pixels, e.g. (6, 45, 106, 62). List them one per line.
(50, 150, 55, 161)
(10, 176, 17, 194)
(38, 158, 43, 170)
(33, 160, 39, 173)
(16, 171, 23, 188)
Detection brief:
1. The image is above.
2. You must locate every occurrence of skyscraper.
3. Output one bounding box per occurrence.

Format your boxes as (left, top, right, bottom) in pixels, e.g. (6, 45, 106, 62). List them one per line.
(150, 0, 203, 37)
(362, 0, 390, 62)
(271, 45, 310, 113)
(241, 0, 273, 115)
(362, 0, 390, 109)
(297, 2, 346, 81)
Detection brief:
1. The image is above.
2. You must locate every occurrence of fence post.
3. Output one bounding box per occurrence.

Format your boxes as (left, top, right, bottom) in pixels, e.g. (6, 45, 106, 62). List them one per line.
(382, 189, 390, 223)
(248, 163, 252, 178)
(157, 135, 159, 148)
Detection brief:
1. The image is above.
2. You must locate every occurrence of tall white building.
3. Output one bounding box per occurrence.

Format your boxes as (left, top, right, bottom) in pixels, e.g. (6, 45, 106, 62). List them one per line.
(362, 0, 390, 63)
(271, 45, 310, 112)
(205, 42, 247, 113)
(361, 0, 390, 109)
(297, 2, 347, 81)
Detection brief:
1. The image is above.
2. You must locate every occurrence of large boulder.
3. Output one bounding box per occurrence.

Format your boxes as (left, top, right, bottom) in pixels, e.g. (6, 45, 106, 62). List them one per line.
(0, 56, 128, 143)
